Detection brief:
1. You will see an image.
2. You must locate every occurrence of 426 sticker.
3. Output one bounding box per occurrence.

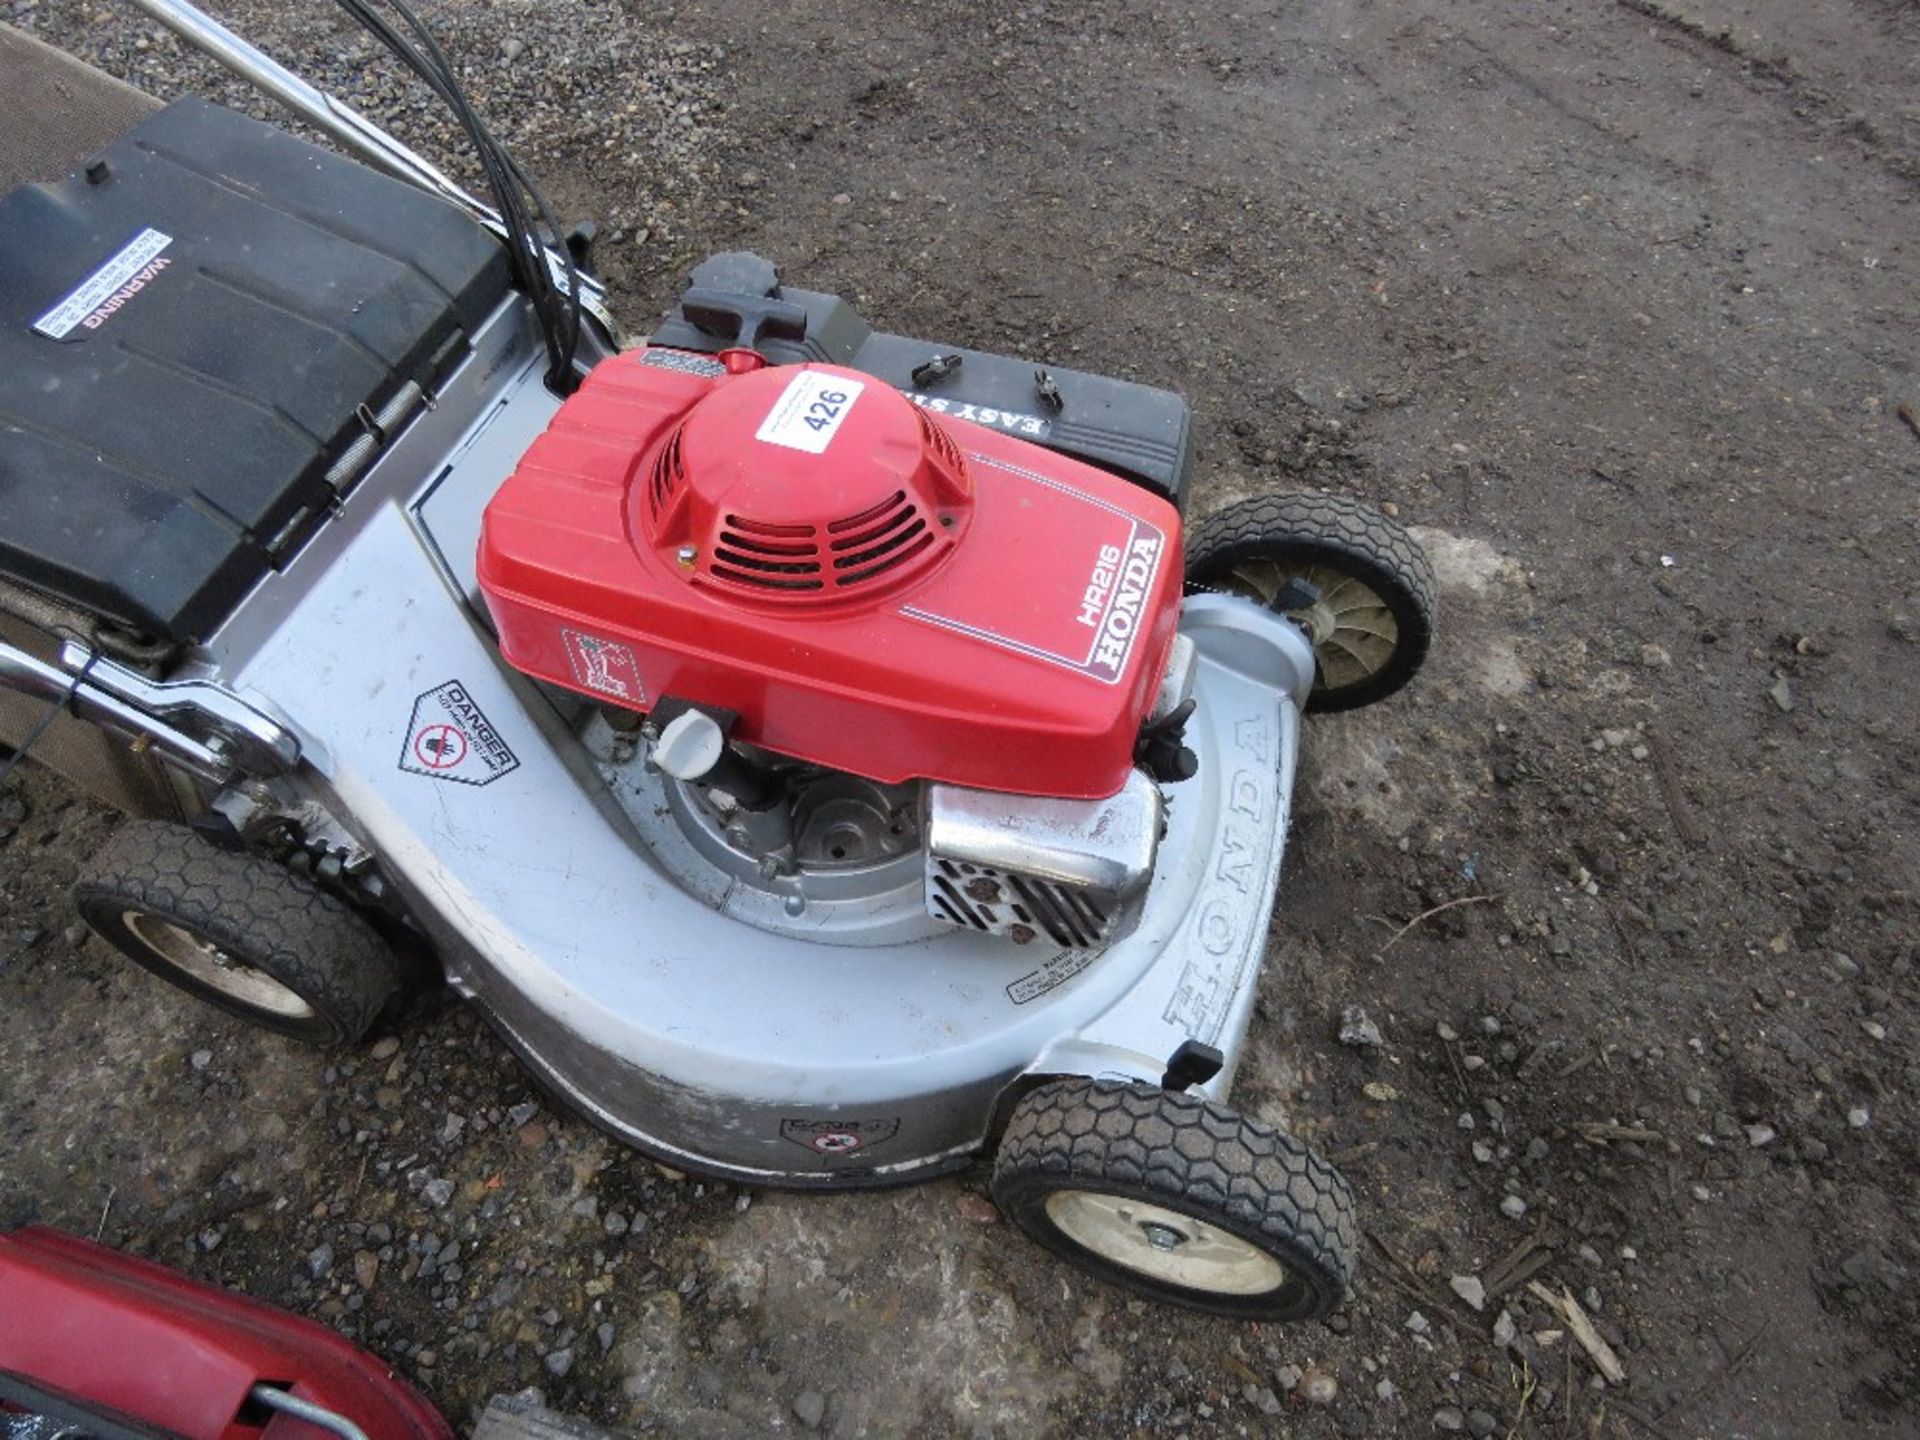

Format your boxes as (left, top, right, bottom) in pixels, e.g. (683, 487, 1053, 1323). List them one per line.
(755, 370, 866, 455)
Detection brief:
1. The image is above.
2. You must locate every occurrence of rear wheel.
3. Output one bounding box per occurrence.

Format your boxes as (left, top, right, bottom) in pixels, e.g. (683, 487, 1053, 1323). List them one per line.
(1185, 491, 1434, 712)
(991, 1078, 1356, 1320)
(73, 820, 402, 1047)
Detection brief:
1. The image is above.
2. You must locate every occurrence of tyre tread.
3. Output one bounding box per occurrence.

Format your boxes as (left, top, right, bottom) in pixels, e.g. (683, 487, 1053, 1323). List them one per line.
(73, 820, 398, 1046)
(1185, 491, 1435, 711)
(994, 1078, 1357, 1317)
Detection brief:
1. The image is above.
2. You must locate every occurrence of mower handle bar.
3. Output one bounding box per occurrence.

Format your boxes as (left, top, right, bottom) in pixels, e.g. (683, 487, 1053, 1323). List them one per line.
(121, 0, 618, 339)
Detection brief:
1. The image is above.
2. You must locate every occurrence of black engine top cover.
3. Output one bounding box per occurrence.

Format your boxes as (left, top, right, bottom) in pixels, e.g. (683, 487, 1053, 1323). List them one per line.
(649, 251, 1194, 512)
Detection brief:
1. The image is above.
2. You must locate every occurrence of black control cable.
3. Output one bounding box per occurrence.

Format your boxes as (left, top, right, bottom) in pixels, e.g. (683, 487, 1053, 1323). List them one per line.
(333, 0, 583, 392)
(0, 655, 97, 790)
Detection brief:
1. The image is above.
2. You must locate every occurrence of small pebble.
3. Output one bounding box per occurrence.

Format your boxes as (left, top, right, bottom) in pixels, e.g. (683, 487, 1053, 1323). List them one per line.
(1500, 1195, 1528, 1219)
(1298, 1369, 1337, 1406)
(956, 1192, 1001, 1225)
(1433, 1406, 1466, 1432)
(792, 1390, 827, 1429)
(1338, 1005, 1383, 1048)
(369, 1036, 401, 1061)
(189, 1050, 212, 1072)
(1848, 1107, 1871, 1129)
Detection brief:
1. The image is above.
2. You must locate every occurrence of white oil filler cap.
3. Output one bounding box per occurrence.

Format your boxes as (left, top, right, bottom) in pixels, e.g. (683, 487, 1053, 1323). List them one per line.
(652, 709, 726, 781)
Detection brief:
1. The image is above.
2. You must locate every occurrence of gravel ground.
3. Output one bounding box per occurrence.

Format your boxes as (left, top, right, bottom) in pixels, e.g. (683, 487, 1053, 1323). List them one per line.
(4, 1, 1918, 1438)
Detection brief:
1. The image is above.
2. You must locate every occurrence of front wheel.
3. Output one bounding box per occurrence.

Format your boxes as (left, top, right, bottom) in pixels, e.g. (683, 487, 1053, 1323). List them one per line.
(1184, 491, 1435, 712)
(991, 1079, 1357, 1320)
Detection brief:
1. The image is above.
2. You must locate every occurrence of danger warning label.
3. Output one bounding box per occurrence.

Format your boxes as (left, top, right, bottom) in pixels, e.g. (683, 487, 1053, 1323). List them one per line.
(398, 681, 520, 786)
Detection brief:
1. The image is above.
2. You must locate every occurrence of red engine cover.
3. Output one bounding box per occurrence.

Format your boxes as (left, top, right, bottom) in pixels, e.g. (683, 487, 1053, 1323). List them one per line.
(478, 351, 1183, 800)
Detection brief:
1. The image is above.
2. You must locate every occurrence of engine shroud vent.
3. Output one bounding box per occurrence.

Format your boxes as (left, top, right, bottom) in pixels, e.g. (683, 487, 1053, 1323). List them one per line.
(641, 364, 971, 607)
(647, 424, 687, 521)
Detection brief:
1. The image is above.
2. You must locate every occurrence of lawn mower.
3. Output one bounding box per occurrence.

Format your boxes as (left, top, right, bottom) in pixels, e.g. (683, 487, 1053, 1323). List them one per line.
(1, 1225, 451, 1440)
(0, 0, 1434, 1320)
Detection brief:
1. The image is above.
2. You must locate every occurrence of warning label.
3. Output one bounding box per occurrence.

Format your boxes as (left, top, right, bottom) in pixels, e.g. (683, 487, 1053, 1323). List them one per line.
(638, 348, 726, 378)
(33, 227, 173, 339)
(561, 628, 646, 703)
(779, 1117, 900, 1158)
(398, 681, 520, 786)
(1006, 947, 1102, 1005)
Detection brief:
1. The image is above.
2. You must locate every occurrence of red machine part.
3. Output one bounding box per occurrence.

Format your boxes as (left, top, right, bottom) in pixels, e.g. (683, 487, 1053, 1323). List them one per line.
(0, 1226, 451, 1440)
(478, 354, 1184, 800)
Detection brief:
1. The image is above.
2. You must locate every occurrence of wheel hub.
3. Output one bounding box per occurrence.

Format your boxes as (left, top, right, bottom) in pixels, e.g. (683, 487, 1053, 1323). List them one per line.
(1141, 1221, 1185, 1253)
(123, 912, 315, 1019)
(1222, 558, 1400, 691)
(1043, 1189, 1287, 1295)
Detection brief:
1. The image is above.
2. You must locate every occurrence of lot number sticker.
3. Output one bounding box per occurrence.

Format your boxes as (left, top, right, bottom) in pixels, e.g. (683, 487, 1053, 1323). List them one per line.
(754, 370, 865, 454)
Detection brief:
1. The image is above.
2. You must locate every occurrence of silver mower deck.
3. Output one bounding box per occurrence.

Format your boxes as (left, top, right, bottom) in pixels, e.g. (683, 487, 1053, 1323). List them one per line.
(162, 302, 1317, 1186)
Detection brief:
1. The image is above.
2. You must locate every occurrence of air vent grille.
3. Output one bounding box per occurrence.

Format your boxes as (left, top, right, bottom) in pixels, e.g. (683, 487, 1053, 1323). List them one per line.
(647, 424, 687, 520)
(916, 407, 965, 474)
(712, 515, 824, 591)
(706, 490, 943, 598)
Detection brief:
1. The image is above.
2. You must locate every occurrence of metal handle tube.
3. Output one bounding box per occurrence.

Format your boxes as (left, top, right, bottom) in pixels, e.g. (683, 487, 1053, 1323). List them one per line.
(122, 0, 484, 209)
(120, 0, 616, 337)
(0, 640, 231, 781)
(245, 1386, 371, 1440)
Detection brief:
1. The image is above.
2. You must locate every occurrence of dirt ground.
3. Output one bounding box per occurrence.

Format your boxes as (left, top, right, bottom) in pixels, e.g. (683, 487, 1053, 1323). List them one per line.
(4, 1, 1917, 1436)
